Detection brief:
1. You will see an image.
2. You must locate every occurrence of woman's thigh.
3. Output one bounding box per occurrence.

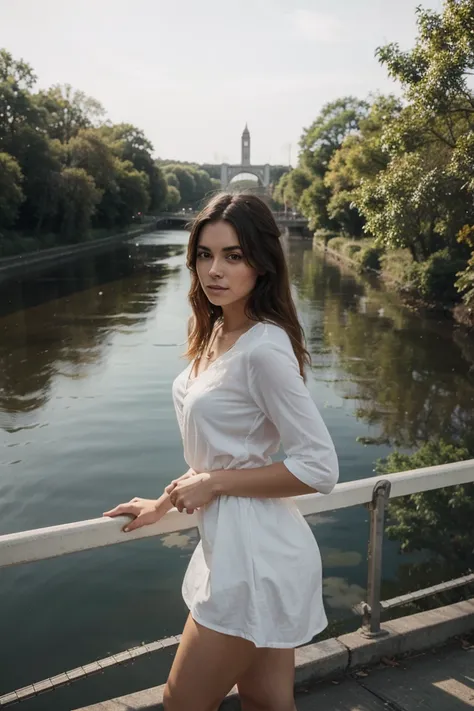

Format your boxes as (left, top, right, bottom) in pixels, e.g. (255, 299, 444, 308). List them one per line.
(237, 647, 296, 711)
(164, 614, 259, 711)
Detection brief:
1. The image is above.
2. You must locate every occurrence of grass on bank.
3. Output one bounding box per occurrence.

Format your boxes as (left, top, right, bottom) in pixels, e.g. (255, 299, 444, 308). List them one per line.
(314, 230, 467, 309)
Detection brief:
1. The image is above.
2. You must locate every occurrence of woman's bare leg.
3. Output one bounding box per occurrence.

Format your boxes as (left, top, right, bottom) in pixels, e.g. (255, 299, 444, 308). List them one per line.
(163, 614, 259, 711)
(237, 647, 296, 711)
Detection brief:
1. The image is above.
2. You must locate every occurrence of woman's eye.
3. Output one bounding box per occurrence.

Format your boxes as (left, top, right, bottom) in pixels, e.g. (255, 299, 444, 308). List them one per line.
(197, 252, 210, 259)
(228, 253, 242, 261)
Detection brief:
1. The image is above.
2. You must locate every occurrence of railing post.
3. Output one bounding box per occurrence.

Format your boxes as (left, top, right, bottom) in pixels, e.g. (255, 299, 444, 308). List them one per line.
(360, 479, 391, 638)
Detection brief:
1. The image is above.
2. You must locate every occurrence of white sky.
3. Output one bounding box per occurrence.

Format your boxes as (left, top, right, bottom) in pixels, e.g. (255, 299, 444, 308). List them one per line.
(1, 0, 442, 166)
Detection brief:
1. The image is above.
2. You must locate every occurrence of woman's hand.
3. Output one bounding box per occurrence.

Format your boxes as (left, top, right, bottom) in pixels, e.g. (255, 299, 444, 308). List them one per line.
(103, 497, 163, 533)
(165, 469, 195, 496)
(169, 473, 215, 514)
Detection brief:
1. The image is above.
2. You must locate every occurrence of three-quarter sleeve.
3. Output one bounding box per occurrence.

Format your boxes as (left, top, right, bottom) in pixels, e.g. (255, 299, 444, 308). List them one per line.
(247, 339, 339, 494)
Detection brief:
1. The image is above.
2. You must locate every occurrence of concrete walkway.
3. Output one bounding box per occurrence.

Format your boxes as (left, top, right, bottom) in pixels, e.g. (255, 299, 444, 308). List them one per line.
(296, 640, 473, 710)
(74, 638, 473, 710)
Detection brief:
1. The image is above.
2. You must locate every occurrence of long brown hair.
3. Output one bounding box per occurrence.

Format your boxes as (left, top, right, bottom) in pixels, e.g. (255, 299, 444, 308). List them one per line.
(186, 192, 311, 378)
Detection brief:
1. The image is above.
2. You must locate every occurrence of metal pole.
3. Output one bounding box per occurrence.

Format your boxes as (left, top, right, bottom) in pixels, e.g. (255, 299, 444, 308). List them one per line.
(360, 479, 391, 638)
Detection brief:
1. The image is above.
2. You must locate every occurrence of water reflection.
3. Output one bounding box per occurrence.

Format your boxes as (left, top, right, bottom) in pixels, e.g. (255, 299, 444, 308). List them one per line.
(0, 240, 186, 429)
(323, 577, 366, 610)
(289, 242, 474, 451)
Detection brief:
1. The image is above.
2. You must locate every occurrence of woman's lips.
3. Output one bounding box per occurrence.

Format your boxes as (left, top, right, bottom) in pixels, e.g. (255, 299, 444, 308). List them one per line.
(207, 286, 228, 291)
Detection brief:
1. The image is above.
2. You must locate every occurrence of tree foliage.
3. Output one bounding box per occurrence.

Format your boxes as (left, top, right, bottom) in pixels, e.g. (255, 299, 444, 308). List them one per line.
(0, 151, 24, 226)
(376, 439, 474, 569)
(0, 49, 221, 254)
(162, 163, 216, 208)
(276, 1, 474, 309)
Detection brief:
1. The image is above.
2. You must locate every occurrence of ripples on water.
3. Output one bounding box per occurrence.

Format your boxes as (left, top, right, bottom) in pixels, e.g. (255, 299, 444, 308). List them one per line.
(1, 230, 474, 707)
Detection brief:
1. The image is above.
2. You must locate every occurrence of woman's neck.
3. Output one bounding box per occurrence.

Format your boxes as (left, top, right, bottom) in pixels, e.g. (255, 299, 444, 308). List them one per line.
(220, 304, 255, 334)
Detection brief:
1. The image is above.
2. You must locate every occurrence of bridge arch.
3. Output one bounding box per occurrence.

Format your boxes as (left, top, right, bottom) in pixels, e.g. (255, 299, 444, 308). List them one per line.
(221, 163, 270, 189)
(228, 171, 262, 187)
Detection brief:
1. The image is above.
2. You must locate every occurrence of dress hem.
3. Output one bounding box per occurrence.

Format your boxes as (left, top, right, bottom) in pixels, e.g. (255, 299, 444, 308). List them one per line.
(187, 607, 328, 649)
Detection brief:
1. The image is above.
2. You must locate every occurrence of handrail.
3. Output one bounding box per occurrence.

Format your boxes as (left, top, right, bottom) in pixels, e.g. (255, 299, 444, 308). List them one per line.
(1, 459, 473, 707)
(1, 459, 473, 569)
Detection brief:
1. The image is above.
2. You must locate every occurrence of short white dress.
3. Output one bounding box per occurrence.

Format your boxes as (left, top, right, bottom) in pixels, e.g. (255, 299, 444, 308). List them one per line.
(172, 321, 339, 648)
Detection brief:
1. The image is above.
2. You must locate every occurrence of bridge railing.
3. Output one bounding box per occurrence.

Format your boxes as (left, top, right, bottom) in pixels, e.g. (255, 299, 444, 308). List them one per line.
(1, 460, 474, 705)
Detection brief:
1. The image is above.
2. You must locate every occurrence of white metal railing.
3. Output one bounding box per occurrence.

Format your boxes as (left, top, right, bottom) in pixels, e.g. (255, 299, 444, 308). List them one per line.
(1, 459, 473, 569)
(1, 459, 473, 707)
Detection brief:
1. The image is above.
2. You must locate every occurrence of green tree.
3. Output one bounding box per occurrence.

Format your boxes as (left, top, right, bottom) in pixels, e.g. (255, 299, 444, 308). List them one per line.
(377, 1, 474, 121)
(57, 167, 101, 241)
(68, 128, 117, 190)
(455, 225, 474, 308)
(36, 84, 104, 143)
(163, 165, 196, 207)
(376, 439, 473, 569)
(165, 184, 181, 210)
(113, 160, 150, 226)
(101, 123, 167, 211)
(324, 95, 402, 236)
(10, 127, 63, 234)
(0, 48, 167, 252)
(165, 170, 179, 189)
(0, 49, 40, 144)
(298, 177, 334, 231)
(192, 168, 215, 205)
(0, 152, 24, 226)
(356, 143, 471, 261)
(273, 168, 312, 210)
(299, 97, 370, 178)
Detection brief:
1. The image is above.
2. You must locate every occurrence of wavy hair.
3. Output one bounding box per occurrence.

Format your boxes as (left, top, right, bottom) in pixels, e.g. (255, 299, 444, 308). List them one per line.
(186, 192, 310, 378)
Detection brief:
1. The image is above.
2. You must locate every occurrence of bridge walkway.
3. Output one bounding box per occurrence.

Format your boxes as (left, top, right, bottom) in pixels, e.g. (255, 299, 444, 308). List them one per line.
(73, 635, 473, 710)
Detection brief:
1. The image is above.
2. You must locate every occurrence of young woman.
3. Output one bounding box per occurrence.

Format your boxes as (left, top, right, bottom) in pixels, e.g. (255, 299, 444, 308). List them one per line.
(104, 193, 339, 711)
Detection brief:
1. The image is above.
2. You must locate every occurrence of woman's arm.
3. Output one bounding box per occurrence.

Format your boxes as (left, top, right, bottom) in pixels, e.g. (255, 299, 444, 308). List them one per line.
(210, 461, 314, 498)
(243, 339, 339, 495)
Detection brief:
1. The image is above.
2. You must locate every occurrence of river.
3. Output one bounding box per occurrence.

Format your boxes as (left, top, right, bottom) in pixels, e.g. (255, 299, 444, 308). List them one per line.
(1, 229, 473, 710)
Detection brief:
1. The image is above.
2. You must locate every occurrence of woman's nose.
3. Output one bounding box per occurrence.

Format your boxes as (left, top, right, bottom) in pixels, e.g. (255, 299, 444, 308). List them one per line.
(209, 259, 223, 277)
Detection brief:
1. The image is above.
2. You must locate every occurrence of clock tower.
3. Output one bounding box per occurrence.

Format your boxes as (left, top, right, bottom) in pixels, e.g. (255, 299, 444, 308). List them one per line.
(241, 124, 250, 166)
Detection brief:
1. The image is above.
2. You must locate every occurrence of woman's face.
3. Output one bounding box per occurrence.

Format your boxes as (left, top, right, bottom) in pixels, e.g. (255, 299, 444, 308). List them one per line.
(195, 220, 259, 309)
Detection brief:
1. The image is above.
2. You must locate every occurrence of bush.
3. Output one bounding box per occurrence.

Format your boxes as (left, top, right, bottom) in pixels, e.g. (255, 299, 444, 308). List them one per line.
(380, 249, 414, 286)
(314, 229, 339, 245)
(326, 236, 346, 253)
(376, 439, 473, 566)
(41, 233, 58, 249)
(409, 249, 466, 304)
(346, 243, 362, 258)
(357, 245, 384, 272)
(20, 237, 41, 253)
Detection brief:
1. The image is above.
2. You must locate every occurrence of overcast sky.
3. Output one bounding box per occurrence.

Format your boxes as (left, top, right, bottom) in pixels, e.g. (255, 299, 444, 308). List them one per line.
(2, 0, 442, 166)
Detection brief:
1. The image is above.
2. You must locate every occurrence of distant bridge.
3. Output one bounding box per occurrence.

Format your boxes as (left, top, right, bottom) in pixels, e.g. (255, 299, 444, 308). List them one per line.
(154, 211, 310, 235)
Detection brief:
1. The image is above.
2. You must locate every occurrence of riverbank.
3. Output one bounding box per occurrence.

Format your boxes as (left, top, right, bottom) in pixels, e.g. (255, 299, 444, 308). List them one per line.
(314, 236, 474, 329)
(0, 226, 151, 283)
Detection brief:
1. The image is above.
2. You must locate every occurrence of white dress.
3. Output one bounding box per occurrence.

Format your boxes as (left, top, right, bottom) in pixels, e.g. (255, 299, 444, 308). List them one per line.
(172, 321, 339, 648)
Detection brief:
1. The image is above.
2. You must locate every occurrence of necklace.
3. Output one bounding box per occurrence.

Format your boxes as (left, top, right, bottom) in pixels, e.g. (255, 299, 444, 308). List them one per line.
(205, 320, 253, 361)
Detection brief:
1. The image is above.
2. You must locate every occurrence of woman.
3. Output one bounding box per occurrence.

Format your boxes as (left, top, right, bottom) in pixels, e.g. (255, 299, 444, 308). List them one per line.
(104, 192, 339, 711)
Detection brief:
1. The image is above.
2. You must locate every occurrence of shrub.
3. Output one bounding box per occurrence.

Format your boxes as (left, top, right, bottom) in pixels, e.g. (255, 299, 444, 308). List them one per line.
(410, 249, 466, 304)
(20, 237, 40, 253)
(327, 236, 346, 253)
(357, 245, 384, 272)
(376, 439, 473, 566)
(41, 233, 57, 249)
(314, 229, 339, 245)
(346, 243, 362, 258)
(380, 249, 414, 287)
